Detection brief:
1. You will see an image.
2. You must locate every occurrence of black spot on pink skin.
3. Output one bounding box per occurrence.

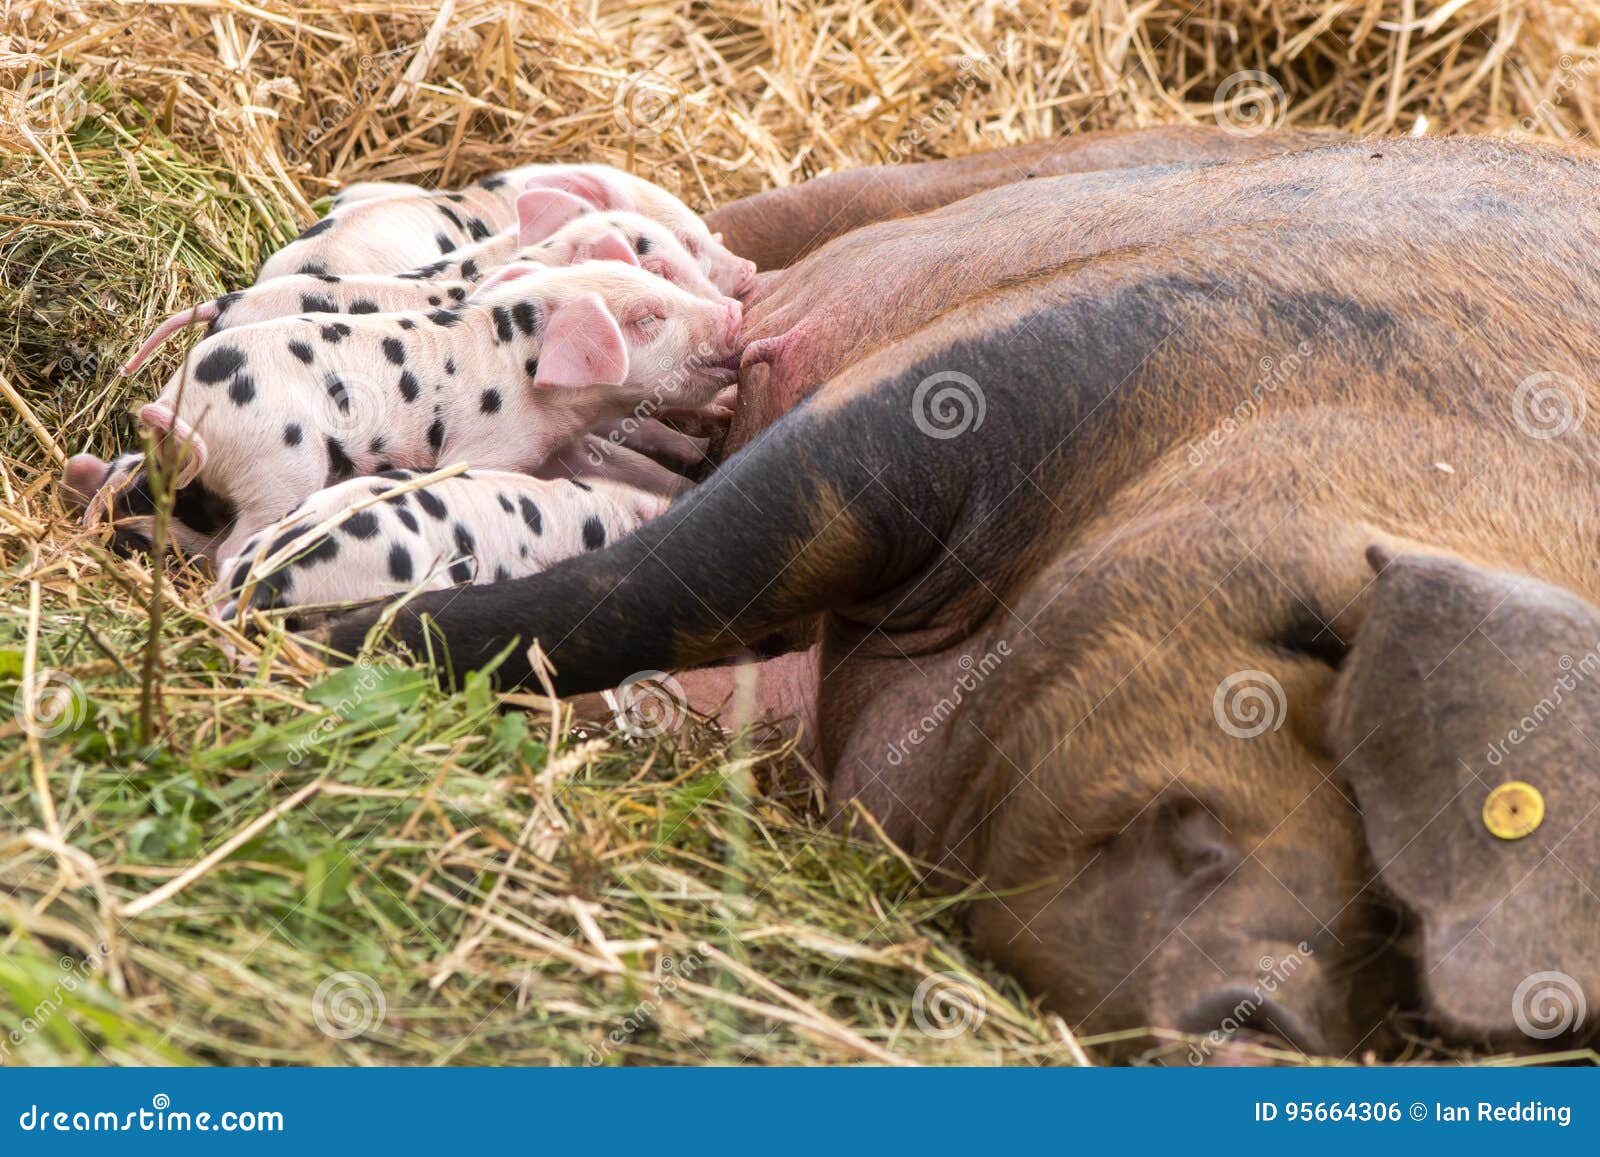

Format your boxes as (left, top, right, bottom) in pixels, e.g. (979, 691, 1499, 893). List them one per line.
(480, 388, 502, 414)
(194, 345, 245, 384)
(428, 309, 461, 327)
(493, 565, 512, 583)
(444, 358, 457, 375)
(313, 273, 342, 284)
(512, 302, 540, 336)
(325, 373, 350, 413)
(301, 534, 340, 566)
(448, 286, 466, 302)
(491, 306, 514, 343)
(297, 216, 336, 240)
(496, 492, 513, 513)
(375, 461, 393, 472)
(283, 422, 303, 447)
(428, 295, 441, 307)
(321, 322, 351, 343)
(438, 204, 463, 229)
(448, 559, 474, 585)
(436, 233, 456, 254)
(388, 543, 413, 582)
(569, 478, 592, 492)
(379, 469, 413, 481)
(214, 291, 242, 317)
(298, 262, 328, 276)
(452, 522, 476, 556)
(416, 488, 447, 520)
(301, 293, 337, 313)
(518, 495, 543, 534)
(397, 371, 420, 403)
(228, 375, 256, 406)
(343, 510, 380, 539)
(635, 235, 653, 256)
(460, 259, 480, 281)
(238, 564, 293, 612)
(479, 175, 507, 191)
(398, 318, 416, 330)
(368, 435, 386, 454)
(289, 340, 314, 364)
(518, 543, 529, 560)
(427, 418, 445, 454)
(524, 358, 539, 378)
(326, 437, 356, 483)
(467, 218, 491, 242)
(582, 515, 606, 551)
(396, 508, 419, 533)
(382, 337, 406, 365)
(350, 299, 379, 314)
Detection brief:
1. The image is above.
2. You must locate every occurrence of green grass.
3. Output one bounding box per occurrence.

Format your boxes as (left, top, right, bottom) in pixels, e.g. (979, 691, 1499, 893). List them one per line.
(0, 105, 1077, 1067)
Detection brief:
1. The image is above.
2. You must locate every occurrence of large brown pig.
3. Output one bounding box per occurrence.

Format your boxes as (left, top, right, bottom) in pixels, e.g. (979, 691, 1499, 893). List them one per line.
(325, 136, 1600, 1060)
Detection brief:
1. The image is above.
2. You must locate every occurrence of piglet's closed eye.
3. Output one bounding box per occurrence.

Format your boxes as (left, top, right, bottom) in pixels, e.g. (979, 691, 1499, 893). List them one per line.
(533, 292, 629, 388)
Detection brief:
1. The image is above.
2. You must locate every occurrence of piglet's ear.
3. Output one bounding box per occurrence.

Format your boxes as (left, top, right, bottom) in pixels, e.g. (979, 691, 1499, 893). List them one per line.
(471, 261, 543, 299)
(138, 402, 208, 488)
(522, 170, 630, 214)
(582, 229, 640, 267)
(534, 292, 628, 389)
(516, 188, 592, 247)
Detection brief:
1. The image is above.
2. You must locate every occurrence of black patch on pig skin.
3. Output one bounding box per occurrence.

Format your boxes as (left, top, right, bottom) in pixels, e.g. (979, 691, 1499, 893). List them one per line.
(375, 461, 393, 472)
(398, 371, 420, 403)
(350, 300, 379, 314)
(494, 565, 512, 583)
(228, 375, 256, 406)
(267, 526, 337, 568)
(444, 358, 458, 374)
(497, 493, 514, 513)
(428, 309, 461, 328)
(518, 495, 543, 534)
(388, 543, 414, 582)
(453, 522, 476, 556)
(378, 469, 413, 481)
(635, 235, 653, 256)
(283, 422, 303, 447)
(194, 344, 245, 385)
(212, 291, 243, 321)
(461, 259, 480, 281)
(436, 233, 456, 254)
(448, 286, 467, 302)
(297, 216, 336, 241)
(396, 508, 420, 533)
(492, 306, 514, 343)
(427, 418, 445, 454)
(480, 388, 502, 414)
(467, 217, 491, 242)
(313, 273, 342, 284)
(382, 337, 406, 365)
(449, 558, 475, 584)
(298, 262, 328, 276)
(325, 437, 356, 483)
(479, 175, 508, 191)
(236, 564, 293, 613)
(582, 516, 606, 551)
(321, 322, 352, 343)
(512, 302, 540, 336)
(325, 373, 350, 413)
(368, 435, 386, 454)
(398, 318, 415, 330)
(524, 358, 539, 378)
(289, 340, 315, 365)
(438, 204, 463, 229)
(343, 510, 380, 540)
(416, 488, 448, 521)
(428, 295, 441, 307)
(569, 479, 592, 492)
(519, 543, 529, 559)
(301, 293, 338, 314)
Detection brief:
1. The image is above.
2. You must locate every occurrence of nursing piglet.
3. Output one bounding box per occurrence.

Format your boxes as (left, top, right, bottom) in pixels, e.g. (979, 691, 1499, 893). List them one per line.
(209, 469, 667, 620)
(85, 261, 741, 563)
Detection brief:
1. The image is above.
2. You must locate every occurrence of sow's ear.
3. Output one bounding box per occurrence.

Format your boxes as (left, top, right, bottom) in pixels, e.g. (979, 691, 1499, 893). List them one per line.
(1327, 546, 1600, 1043)
(533, 292, 628, 389)
(516, 188, 592, 247)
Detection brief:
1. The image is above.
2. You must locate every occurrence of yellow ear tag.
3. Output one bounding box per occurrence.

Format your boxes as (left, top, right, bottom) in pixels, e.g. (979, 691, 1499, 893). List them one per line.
(1483, 781, 1544, 840)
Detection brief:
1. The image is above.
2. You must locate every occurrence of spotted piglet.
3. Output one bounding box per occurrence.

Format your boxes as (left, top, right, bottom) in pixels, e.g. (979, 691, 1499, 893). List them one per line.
(121, 193, 723, 374)
(209, 469, 667, 621)
(80, 260, 741, 564)
(260, 163, 756, 295)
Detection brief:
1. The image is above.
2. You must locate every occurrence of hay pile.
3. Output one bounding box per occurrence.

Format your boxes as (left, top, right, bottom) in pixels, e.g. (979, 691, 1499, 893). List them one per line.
(1, 1, 1595, 1065)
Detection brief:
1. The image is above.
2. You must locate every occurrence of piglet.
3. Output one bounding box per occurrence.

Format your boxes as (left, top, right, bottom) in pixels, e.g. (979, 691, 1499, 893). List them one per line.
(122, 194, 725, 374)
(210, 468, 667, 621)
(87, 260, 741, 564)
(260, 163, 756, 295)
